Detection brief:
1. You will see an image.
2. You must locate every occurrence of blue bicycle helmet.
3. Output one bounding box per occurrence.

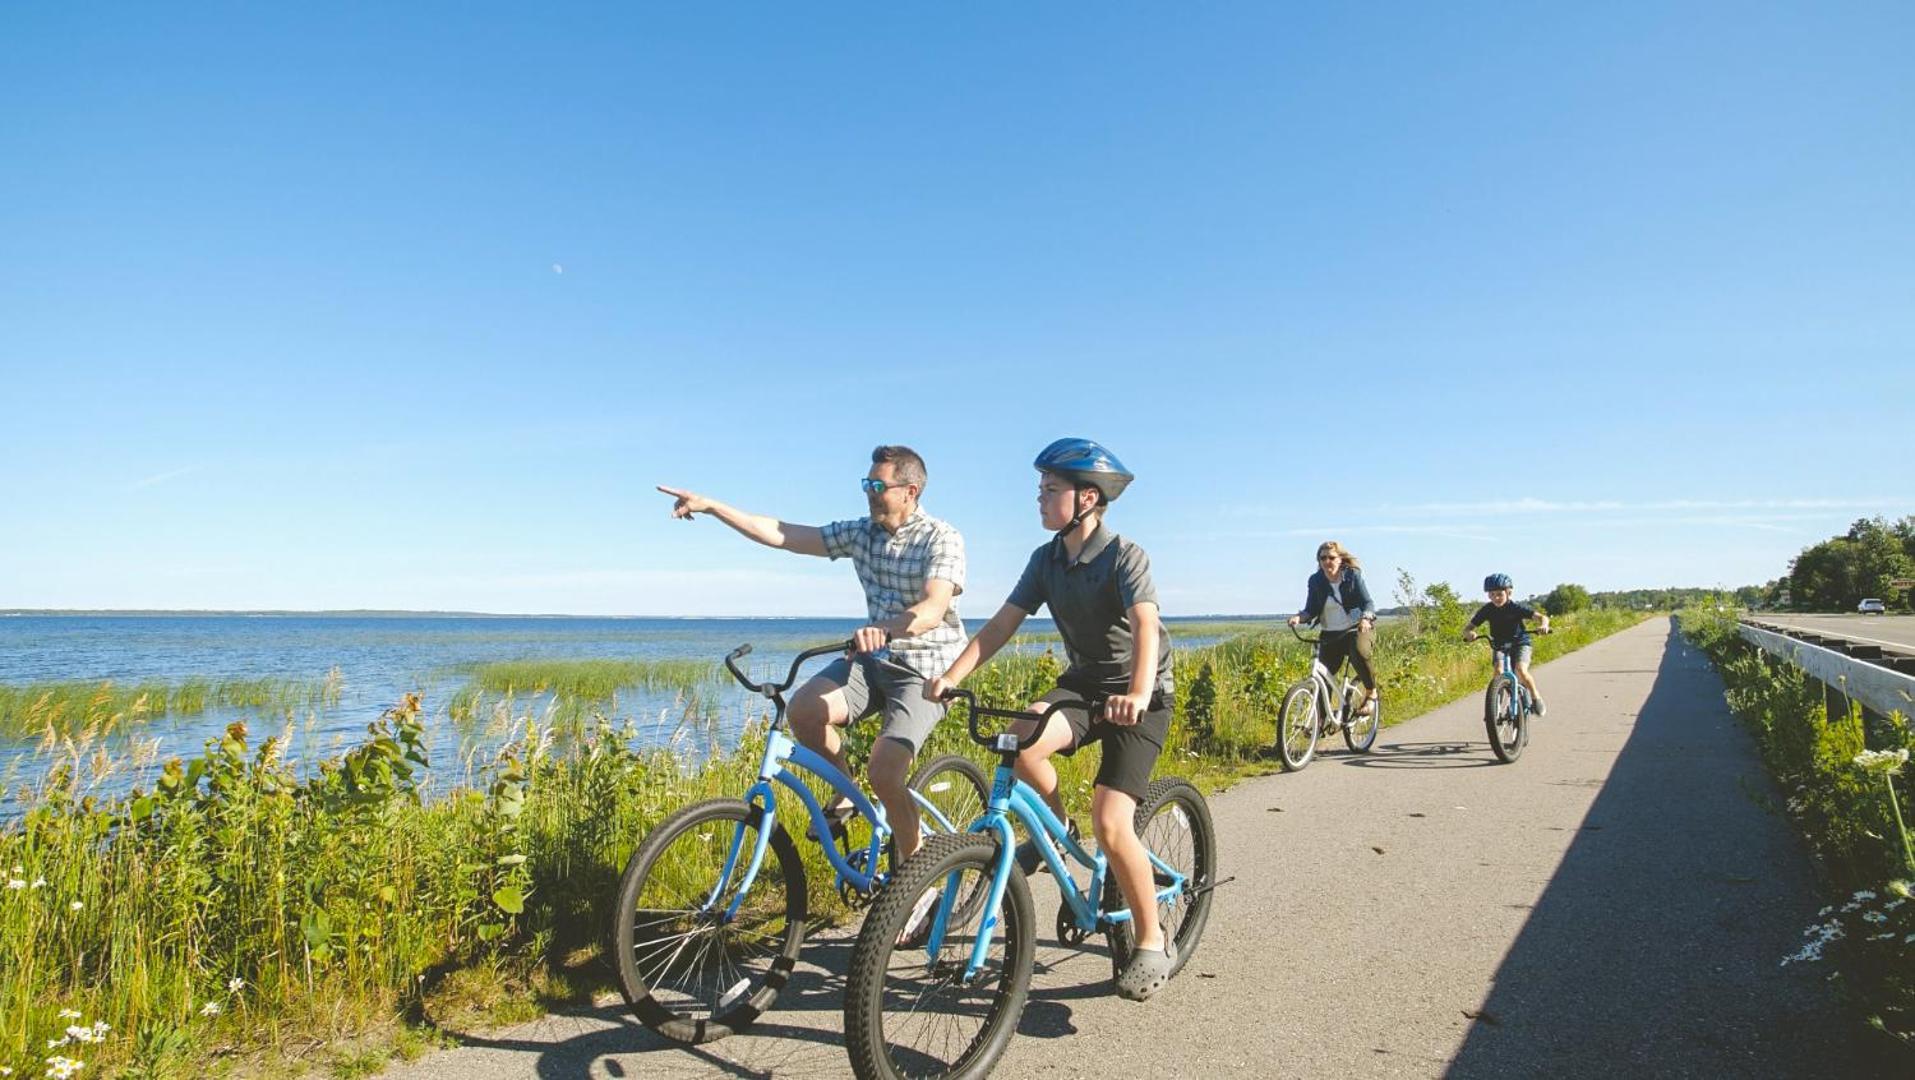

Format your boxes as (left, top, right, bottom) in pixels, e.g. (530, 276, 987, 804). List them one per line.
(1484, 573, 1513, 591)
(1033, 438, 1134, 504)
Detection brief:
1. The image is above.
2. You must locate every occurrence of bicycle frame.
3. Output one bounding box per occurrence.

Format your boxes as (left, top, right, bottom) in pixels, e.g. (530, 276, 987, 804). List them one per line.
(915, 702, 1189, 980)
(1295, 624, 1360, 726)
(1487, 645, 1531, 719)
(702, 643, 970, 921)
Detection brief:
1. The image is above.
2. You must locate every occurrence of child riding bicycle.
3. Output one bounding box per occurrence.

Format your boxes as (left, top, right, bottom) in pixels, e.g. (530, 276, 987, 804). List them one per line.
(925, 438, 1180, 1001)
(1464, 573, 1551, 716)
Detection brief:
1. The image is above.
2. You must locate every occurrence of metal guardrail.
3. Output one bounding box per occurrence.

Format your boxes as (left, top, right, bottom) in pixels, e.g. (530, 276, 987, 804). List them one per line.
(1737, 621, 1915, 722)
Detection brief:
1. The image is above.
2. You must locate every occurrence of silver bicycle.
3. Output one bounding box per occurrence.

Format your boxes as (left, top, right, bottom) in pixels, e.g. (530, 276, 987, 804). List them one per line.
(1274, 623, 1380, 771)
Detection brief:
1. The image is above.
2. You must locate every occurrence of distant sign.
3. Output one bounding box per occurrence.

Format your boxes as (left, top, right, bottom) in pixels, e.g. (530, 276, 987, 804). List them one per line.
(1892, 578, 1915, 589)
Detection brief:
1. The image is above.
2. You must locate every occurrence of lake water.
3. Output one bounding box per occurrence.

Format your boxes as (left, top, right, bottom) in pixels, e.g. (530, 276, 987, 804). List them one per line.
(0, 613, 1268, 800)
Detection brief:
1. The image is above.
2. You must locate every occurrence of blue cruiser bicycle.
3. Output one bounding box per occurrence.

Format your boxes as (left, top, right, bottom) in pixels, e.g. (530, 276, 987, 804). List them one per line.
(844, 688, 1220, 1080)
(612, 641, 990, 1044)
(1475, 628, 1551, 764)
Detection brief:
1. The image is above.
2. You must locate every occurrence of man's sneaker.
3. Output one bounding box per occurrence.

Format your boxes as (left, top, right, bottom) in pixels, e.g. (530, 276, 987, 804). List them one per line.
(1014, 819, 1081, 876)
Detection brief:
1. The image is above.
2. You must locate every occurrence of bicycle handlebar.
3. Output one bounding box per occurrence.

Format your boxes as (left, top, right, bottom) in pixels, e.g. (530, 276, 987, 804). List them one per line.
(722, 639, 857, 697)
(1289, 621, 1364, 645)
(1465, 626, 1553, 646)
(934, 686, 1100, 755)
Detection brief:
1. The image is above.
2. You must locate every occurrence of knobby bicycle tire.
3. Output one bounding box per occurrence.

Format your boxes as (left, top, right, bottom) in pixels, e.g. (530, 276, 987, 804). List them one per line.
(1485, 676, 1524, 764)
(846, 831, 1035, 1080)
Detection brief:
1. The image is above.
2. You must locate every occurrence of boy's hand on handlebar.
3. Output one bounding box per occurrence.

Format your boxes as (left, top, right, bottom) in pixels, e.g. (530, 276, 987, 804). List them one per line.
(851, 625, 890, 654)
(656, 485, 710, 519)
(925, 675, 958, 704)
(1106, 691, 1149, 726)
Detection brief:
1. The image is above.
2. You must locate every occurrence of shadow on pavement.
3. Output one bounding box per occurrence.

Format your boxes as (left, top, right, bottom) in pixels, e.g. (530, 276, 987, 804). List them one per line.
(1444, 623, 1899, 1079)
(450, 921, 1113, 1077)
(1337, 739, 1503, 770)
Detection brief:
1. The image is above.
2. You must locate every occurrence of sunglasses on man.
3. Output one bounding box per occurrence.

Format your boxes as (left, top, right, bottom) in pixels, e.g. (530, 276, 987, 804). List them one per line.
(860, 478, 910, 495)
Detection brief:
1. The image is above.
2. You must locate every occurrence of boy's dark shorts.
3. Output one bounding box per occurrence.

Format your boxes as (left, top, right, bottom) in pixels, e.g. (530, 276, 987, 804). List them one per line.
(1035, 683, 1171, 801)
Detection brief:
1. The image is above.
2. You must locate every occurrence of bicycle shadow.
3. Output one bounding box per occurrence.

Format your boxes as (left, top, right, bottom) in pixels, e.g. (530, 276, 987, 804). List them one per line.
(1336, 739, 1502, 770)
(421, 922, 1106, 1079)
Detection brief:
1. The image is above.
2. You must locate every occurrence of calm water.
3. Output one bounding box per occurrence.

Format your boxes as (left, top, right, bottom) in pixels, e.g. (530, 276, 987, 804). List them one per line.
(0, 614, 1265, 800)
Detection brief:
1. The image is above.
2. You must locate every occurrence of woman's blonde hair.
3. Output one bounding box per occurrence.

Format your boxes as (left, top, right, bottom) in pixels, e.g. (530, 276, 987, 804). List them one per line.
(1316, 540, 1361, 571)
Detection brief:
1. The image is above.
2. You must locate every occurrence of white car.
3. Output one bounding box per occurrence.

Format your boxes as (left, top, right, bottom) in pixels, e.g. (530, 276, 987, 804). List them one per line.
(1857, 598, 1887, 615)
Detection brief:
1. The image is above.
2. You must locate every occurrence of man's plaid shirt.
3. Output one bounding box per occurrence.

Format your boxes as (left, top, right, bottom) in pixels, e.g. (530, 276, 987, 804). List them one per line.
(820, 509, 968, 676)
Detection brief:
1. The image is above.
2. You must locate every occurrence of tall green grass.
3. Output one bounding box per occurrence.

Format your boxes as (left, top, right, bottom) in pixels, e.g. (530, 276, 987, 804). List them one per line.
(0, 607, 1645, 1077)
(0, 671, 344, 740)
(1679, 607, 1915, 1049)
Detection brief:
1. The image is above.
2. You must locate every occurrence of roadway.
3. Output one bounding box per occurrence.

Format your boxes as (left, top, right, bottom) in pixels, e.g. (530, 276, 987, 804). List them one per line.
(1742, 613, 1915, 654)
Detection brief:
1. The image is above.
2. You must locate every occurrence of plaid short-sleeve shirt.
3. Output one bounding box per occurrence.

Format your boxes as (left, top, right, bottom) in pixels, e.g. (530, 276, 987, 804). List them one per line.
(819, 509, 967, 675)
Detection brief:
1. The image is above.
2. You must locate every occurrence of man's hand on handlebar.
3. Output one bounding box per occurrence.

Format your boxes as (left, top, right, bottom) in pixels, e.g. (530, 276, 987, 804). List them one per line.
(925, 675, 959, 704)
(851, 625, 891, 655)
(1105, 691, 1149, 726)
(1286, 615, 1303, 628)
(1464, 630, 1479, 642)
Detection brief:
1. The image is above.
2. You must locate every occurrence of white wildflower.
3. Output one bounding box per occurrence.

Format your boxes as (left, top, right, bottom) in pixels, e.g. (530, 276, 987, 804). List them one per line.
(1870, 932, 1895, 941)
(46, 1037, 68, 1049)
(1864, 911, 1889, 924)
(2, 1063, 13, 1075)
(30, 877, 45, 889)
(56, 1009, 81, 1020)
(1887, 899, 1906, 911)
(4, 879, 24, 890)
(65, 1024, 104, 1045)
(70, 901, 84, 911)
(198, 1001, 221, 1017)
(89, 1022, 108, 1038)
(227, 977, 245, 993)
(1854, 889, 1878, 901)
(44, 1057, 84, 1080)
(1783, 920, 1845, 965)
(1853, 748, 1909, 777)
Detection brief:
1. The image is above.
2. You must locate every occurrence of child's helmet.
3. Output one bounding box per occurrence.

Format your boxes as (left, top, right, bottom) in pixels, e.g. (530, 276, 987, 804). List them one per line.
(1033, 438, 1134, 504)
(1484, 573, 1514, 591)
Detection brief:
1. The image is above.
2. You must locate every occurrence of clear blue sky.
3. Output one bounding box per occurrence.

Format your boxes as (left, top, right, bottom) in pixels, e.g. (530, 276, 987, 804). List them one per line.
(2, 3, 1910, 616)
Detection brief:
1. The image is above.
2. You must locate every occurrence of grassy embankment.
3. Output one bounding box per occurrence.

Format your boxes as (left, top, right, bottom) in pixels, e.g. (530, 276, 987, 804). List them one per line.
(0, 604, 1643, 1078)
(1678, 607, 1915, 1051)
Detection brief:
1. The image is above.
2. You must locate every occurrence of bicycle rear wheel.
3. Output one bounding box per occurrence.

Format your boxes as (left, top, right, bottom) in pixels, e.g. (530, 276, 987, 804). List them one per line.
(846, 831, 1034, 1080)
(1105, 777, 1218, 982)
(613, 797, 806, 1043)
(1275, 682, 1319, 771)
(1343, 689, 1380, 753)
(908, 753, 989, 837)
(1485, 677, 1525, 763)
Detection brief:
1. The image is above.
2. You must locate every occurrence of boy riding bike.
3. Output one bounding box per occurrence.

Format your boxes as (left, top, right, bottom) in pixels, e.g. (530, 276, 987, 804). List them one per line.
(1464, 573, 1551, 716)
(925, 438, 1180, 1001)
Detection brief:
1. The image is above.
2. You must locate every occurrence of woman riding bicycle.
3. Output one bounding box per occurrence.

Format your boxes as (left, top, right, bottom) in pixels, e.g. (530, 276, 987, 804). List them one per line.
(1285, 540, 1377, 722)
(925, 438, 1180, 1001)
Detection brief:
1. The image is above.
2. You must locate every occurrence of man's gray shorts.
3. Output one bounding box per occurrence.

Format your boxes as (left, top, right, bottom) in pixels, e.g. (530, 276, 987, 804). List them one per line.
(815, 655, 945, 754)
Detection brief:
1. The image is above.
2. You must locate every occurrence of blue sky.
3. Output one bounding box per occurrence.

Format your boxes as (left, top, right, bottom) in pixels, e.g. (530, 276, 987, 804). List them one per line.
(2, 3, 1910, 616)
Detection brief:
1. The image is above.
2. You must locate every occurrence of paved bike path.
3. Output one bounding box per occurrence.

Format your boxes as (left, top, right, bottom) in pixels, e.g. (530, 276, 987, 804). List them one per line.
(383, 619, 1886, 1079)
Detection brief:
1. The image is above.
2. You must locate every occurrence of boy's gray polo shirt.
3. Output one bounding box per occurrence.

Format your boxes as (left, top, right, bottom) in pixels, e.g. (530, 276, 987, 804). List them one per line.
(1006, 523, 1173, 696)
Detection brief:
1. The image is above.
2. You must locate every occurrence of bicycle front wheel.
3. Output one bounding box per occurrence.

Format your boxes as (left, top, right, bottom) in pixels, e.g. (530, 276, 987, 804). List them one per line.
(1275, 682, 1319, 771)
(1105, 777, 1218, 981)
(1343, 689, 1380, 753)
(846, 831, 1034, 1080)
(612, 797, 807, 1043)
(1485, 677, 1524, 764)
